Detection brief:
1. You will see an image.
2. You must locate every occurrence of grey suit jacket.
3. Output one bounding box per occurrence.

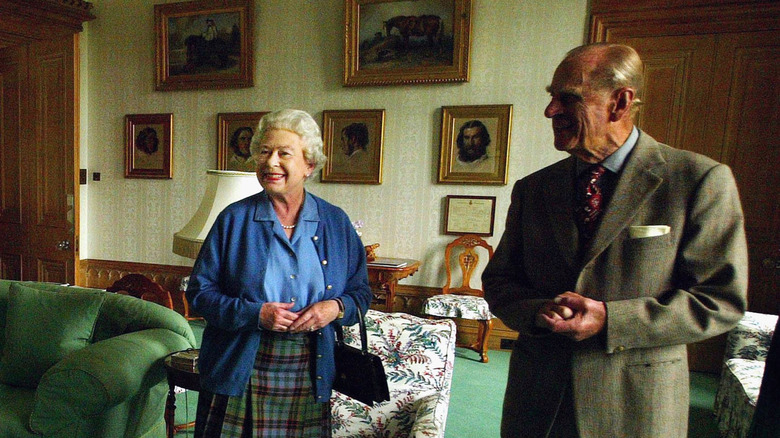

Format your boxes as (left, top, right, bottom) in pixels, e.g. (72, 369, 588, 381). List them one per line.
(483, 131, 748, 438)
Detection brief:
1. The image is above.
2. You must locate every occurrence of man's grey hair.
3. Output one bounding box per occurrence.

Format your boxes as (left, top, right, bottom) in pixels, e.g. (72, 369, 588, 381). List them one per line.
(566, 43, 644, 114)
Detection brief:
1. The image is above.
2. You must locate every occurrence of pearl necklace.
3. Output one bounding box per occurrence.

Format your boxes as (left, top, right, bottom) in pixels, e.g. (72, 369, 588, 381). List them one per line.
(281, 224, 296, 229)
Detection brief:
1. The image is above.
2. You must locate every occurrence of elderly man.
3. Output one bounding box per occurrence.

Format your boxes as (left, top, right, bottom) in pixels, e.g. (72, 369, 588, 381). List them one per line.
(482, 43, 747, 437)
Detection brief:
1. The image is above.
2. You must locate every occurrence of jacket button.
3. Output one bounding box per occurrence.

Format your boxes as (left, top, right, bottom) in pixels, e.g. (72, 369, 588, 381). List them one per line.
(317, 375, 322, 380)
(317, 354, 323, 359)
(313, 236, 319, 241)
(327, 285, 333, 290)
(322, 260, 328, 265)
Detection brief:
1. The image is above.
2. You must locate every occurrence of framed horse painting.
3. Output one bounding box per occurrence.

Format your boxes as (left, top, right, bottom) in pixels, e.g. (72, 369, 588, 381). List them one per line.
(344, 0, 473, 87)
(154, 0, 254, 91)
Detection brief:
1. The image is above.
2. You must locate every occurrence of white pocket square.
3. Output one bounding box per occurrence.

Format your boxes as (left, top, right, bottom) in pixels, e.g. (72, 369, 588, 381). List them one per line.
(629, 225, 670, 239)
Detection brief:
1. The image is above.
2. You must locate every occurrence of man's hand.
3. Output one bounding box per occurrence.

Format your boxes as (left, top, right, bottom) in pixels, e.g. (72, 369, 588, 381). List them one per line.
(535, 292, 607, 341)
(288, 300, 340, 333)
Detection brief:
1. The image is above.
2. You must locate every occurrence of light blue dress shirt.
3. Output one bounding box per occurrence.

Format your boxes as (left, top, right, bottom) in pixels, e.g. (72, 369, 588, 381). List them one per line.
(257, 194, 325, 310)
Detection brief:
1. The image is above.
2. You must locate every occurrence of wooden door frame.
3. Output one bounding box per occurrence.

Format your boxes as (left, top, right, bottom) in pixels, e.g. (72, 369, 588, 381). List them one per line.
(590, 1, 779, 42)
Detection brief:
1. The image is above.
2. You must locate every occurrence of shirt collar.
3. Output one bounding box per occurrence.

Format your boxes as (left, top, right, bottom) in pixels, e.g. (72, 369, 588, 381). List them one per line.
(256, 191, 320, 223)
(577, 126, 639, 174)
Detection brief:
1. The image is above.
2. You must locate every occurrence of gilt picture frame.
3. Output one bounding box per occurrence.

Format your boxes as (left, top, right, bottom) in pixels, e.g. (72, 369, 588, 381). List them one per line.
(154, 0, 254, 91)
(125, 113, 173, 179)
(321, 109, 385, 184)
(444, 195, 496, 236)
(217, 112, 268, 172)
(438, 104, 513, 185)
(344, 0, 473, 87)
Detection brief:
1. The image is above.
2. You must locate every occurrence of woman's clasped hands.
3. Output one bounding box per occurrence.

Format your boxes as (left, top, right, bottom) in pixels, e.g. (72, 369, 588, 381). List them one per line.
(260, 300, 340, 333)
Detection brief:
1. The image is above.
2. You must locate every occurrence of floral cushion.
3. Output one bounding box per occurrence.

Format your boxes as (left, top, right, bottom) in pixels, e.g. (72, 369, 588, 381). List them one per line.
(724, 311, 777, 361)
(422, 294, 493, 320)
(714, 359, 766, 438)
(714, 311, 778, 438)
(331, 310, 456, 438)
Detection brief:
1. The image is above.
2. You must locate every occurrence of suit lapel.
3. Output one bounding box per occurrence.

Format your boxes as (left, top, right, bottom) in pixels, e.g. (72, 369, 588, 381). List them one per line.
(582, 133, 666, 265)
(543, 157, 579, 270)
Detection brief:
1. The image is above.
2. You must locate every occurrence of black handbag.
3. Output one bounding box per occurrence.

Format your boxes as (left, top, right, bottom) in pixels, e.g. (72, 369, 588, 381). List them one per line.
(332, 309, 390, 406)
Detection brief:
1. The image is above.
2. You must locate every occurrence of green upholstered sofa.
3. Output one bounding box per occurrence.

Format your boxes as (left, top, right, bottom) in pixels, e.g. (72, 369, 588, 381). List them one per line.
(0, 280, 196, 438)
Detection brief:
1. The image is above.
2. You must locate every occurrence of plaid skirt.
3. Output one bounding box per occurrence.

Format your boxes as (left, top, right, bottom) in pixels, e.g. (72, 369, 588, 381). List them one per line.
(194, 331, 331, 438)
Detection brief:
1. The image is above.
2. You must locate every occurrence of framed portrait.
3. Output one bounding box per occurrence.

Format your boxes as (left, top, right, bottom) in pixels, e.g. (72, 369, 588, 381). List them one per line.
(125, 113, 173, 179)
(321, 109, 385, 184)
(444, 195, 496, 236)
(438, 104, 513, 185)
(344, 0, 473, 87)
(154, 0, 254, 91)
(217, 112, 268, 172)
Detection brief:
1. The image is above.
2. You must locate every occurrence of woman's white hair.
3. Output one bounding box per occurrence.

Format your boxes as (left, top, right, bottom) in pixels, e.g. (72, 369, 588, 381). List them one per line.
(250, 109, 327, 179)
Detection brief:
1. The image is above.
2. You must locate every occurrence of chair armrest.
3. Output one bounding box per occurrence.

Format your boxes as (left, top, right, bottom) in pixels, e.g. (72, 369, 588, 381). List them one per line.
(28, 328, 194, 434)
(409, 392, 449, 438)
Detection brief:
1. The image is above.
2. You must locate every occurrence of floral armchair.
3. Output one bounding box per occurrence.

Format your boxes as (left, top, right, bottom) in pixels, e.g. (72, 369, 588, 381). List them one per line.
(714, 311, 778, 438)
(331, 310, 457, 438)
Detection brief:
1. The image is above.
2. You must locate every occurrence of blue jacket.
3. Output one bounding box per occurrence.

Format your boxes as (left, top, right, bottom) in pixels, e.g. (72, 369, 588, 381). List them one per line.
(186, 192, 372, 399)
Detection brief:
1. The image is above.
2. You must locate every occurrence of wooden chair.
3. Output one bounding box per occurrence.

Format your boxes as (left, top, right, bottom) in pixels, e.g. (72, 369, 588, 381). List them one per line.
(106, 273, 174, 310)
(422, 234, 494, 362)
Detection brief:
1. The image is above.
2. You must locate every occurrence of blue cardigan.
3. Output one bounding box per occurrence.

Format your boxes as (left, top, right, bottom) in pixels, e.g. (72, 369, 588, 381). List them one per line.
(186, 192, 372, 399)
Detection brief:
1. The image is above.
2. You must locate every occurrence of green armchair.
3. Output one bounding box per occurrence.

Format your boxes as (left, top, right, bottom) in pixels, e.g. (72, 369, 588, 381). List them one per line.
(0, 280, 196, 438)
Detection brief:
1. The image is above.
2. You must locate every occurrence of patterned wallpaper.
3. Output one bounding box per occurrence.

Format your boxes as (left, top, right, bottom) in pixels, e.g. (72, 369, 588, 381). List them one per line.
(79, 0, 588, 288)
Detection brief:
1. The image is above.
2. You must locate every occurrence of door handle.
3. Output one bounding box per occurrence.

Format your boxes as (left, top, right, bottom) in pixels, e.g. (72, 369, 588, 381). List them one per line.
(56, 240, 71, 251)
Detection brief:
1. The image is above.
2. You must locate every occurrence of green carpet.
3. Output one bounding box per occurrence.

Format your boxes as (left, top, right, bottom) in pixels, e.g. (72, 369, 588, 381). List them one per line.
(174, 323, 721, 437)
(446, 348, 720, 437)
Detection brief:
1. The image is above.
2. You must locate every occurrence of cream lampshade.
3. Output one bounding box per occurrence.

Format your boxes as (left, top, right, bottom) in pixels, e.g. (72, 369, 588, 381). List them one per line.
(172, 170, 262, 259)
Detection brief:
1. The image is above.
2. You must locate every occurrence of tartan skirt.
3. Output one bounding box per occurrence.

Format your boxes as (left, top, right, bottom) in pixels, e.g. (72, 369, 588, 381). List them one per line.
(194, 331, 331, 438)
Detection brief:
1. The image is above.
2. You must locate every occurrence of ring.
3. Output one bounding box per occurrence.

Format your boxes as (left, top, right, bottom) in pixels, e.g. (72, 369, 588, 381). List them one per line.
(309, 326, 315, 332)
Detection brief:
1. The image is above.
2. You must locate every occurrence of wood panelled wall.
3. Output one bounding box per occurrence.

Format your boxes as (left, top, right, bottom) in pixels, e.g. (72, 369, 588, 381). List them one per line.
(78, 259, 518, 350)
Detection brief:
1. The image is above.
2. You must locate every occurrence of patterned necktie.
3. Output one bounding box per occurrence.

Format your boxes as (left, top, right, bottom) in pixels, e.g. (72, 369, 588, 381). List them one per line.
(576, 164, 607, 244)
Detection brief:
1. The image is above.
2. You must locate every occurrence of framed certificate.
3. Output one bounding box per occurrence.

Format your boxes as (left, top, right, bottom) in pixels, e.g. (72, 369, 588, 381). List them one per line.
(443, 195, 496, 236)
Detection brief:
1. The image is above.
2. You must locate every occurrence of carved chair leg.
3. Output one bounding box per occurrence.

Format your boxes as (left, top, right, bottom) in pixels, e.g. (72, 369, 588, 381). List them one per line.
(478, 319, 493, 363)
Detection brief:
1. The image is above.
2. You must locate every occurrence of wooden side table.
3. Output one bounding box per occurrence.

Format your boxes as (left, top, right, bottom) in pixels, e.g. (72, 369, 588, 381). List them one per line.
(366, 258, 421, 312)
(164, 350, 201, 438)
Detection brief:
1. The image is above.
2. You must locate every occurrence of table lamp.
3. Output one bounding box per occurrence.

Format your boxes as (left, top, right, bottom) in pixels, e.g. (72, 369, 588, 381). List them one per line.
(172, 170, 262, 259)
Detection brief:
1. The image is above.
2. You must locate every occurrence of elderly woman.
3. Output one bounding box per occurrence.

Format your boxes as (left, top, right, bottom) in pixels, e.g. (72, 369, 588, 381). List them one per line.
(187, 109, 372, 437)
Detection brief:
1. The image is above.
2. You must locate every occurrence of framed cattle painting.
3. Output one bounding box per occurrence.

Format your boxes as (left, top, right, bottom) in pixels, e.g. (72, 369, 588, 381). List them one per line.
(344, 0, 473, 87)
(154, 0, 254, 91)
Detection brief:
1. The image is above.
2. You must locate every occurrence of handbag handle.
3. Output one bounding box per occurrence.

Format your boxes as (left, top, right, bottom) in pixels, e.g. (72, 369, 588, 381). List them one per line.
(335, 307, 369, 354)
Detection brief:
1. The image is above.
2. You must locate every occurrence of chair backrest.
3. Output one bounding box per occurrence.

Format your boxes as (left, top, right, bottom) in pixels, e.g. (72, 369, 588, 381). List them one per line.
(442, 234, 494, 297)
(106, 273, 174, 310)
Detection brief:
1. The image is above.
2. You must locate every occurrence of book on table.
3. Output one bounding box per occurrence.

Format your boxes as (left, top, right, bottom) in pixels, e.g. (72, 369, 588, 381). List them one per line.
(367, 257, 408, 268)
(170, 349, 199, 370)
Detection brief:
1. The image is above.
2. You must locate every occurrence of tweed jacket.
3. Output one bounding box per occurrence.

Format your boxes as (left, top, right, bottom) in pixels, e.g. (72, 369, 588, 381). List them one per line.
(187, 191, 372, 399)
(482, 131, 748, 438)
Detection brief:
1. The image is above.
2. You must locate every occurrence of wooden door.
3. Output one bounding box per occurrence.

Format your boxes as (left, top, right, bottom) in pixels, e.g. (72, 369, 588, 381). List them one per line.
(591, 2, 780, 371)
(0, 45, 26, 279)
(0, 36, 77, 284)
(711, 32, 779, 315)
(613, 30, 779, 317)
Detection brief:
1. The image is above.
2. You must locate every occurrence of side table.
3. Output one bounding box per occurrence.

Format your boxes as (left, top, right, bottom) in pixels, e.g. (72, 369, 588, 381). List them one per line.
(366, 258, 421, 312)
(164, 350, 201, 438)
